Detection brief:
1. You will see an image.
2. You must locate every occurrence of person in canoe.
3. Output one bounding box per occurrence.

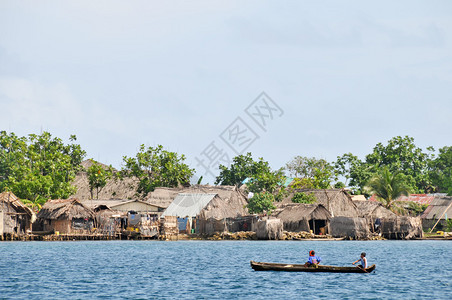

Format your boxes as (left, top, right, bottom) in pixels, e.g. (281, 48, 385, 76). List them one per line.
(304, 250, 321, 267)
(352, 252, 367, 270)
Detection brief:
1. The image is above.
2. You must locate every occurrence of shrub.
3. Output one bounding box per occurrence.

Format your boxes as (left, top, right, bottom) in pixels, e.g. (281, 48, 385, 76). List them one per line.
(446, 219, 452, 232)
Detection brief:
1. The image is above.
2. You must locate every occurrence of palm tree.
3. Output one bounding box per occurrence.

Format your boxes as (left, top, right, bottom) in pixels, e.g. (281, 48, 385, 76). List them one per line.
(364, 167, 411, 213)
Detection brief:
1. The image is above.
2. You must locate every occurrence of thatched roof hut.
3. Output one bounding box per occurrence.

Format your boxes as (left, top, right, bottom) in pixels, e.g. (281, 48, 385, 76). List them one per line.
(161, 187, 249, 234)
(283, 189, 359, 218)
(38, 199, 94, 220)
(0, 192, 35, 237)
(36, 199, 95, 234)
(162, 192, 248, 220)
(272, 203, 331, 234)
(353, 201, 396, 219)
(421, 196, 452, 231)
(147, 185, 246, 209)
(380, 216, 423, 239)
(330, 216, 370, 240)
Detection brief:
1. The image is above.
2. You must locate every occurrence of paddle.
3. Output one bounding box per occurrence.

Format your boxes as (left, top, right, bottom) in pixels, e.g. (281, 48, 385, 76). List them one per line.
(352, 262, 368, 273)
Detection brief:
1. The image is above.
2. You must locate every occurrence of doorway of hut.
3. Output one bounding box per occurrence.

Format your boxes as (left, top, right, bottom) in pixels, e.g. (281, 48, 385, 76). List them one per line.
(308, 219, 328, 235)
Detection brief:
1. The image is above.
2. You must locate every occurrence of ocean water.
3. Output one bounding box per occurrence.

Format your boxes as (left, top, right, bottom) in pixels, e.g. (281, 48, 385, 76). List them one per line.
(0, 240, 451, 299)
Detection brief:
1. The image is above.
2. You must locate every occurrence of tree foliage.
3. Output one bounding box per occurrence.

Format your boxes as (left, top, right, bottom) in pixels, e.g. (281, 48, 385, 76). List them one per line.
(215, 153, 285, 194)
(404, 202, 428, 217)
(286, 156, 330, 178)
(364, 167, 411, 213)
(121, 144, 194, 198)
(0, 131, 86, 204)
(291, 192, 316, 204)
(337, 136, 433, 194)
(247, 192, 276, 214)
(429, 146, 452, 195)
(285, 156, 335, 189)
(334, 153, 361, 186)
(87, 160, 114, 199)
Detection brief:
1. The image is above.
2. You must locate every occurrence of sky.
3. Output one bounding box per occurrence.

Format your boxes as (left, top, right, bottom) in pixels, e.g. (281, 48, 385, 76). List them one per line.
(1, 1, 451, 184)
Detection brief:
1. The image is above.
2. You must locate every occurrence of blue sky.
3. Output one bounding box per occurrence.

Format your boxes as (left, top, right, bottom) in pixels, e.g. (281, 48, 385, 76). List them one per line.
(1, 1, 451, 183)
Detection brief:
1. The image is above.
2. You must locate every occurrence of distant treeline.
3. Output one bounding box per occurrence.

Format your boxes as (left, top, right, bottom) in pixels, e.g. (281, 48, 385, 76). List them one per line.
(1, 131, 451, 208)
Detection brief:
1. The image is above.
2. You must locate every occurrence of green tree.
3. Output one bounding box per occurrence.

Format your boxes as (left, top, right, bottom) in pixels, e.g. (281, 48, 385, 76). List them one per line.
(285, 156, 335, 189)
(364, 136, 431, 193)
(215, 153, 256, 187)
(215, 153, 285, 194)
(0, 131, 86, 204)
(247, 192, 276, 214)
(343, 136, 433, 194)
(87, 160, 114, 199)
(291, 192, 316, 204)
(334, 153, 361, 187)
(286, 156, 330, 178)
(121, 144, 194, 198)
(364, 167, 411, 213)
(429, 146, 452, 195)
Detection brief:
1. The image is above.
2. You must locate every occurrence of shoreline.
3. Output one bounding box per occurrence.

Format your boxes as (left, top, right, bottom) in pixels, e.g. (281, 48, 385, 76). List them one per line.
(2, 231, 451, 242)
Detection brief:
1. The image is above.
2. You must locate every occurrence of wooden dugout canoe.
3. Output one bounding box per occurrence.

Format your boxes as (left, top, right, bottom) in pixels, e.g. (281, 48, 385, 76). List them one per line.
(250, 261, 376, 273)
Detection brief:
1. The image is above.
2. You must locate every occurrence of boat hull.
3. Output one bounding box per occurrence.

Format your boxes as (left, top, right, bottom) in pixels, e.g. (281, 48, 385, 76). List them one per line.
(250, 261, 376, 273)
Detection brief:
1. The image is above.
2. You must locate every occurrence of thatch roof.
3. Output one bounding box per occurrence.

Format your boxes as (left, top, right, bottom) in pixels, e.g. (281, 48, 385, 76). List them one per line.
(80, 159, 111, 170)
(272, 203, 331, 222)
(161, 186, 249, 219)
(421, 196, 452, 220)
(147, 185, 247, 209)
(200, 191, 248, 219)
(370, 194, 436, 206)
(282, 189, 359, 218)
(71, 160, 139, 200)
(37, 199, 94, 220)
(353, 200, 396, 218)
(146, 187, 184, 208)
(351, 195, 367, 201)
(81, 200, 130, 210)
(0, 192, 35, 219)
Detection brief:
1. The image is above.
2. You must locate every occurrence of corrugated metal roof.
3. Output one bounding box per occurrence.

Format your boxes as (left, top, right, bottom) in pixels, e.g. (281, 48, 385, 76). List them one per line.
(162, 193, 217, 217)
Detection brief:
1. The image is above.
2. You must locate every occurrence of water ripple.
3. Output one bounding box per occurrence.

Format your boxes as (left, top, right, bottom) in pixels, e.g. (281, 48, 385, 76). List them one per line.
(0, 240, 451, 299)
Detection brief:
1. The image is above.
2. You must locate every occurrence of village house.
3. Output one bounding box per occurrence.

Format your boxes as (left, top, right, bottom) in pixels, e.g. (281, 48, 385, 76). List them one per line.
(353, 200, 396, 233)
(161, 186, 248, 234)
(82, 199, 165, 237)
(272, 203, 331, 235)
(283, 189, 360, 218)
(281, 189, 369, 239)
(35, 199, 95, 234)
(421, 195, 452, 232)
(0, 192, 35, 239)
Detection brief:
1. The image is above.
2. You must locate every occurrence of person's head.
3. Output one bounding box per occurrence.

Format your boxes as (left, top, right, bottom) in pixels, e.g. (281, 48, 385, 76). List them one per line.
(309, 250, 315, 256)
(361, 252, 366, 257)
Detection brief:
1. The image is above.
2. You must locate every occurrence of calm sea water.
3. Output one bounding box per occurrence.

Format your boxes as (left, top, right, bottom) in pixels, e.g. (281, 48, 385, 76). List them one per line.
(0, 240, 451, 299)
